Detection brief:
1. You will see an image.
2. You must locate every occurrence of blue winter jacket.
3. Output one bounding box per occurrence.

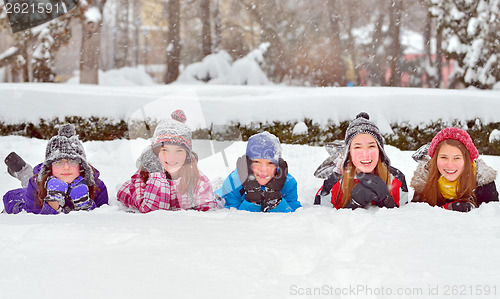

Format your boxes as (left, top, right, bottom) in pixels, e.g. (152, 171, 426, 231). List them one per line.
(3, 163, 108, 214)
(215, 169, 301, 213)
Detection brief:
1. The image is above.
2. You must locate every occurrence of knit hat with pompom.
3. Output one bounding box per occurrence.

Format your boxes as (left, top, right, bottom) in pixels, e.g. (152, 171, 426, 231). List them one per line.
(151, 109, 193, 159)
(38, 124, 95, 185)
(428, 127, 479, 160)
(342, 112, 390, 168)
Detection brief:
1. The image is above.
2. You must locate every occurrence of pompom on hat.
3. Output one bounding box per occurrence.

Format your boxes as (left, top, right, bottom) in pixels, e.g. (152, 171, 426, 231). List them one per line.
(38, 124, 95, 185)
(151, 109, 194, 160)
(428, 127, 479, 160)
(343, 112, 390, 168)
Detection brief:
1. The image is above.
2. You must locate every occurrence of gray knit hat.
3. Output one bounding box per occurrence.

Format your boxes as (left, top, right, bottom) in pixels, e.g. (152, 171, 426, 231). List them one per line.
(38, 124, 95, 185)
(342, 112, 390, 168)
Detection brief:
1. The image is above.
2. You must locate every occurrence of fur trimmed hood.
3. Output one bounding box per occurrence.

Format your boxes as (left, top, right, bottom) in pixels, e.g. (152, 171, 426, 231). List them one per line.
(411, 158, 497, 194)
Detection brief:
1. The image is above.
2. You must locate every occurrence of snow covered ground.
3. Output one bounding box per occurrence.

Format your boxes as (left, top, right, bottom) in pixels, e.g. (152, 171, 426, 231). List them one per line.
(1, 81, 500, 299)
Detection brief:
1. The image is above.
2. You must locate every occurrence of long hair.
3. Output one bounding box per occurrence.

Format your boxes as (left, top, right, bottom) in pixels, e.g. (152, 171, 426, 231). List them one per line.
(339, 153, 391, 208)
(140, 156, 200, 196)
(413, 139, 477, 206)
(36, 164, 99, 208)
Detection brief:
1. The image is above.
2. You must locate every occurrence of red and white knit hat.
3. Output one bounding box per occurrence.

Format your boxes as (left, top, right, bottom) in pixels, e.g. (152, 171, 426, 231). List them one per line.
(428, 127, 479, 160)
(151, 109, 192, 157)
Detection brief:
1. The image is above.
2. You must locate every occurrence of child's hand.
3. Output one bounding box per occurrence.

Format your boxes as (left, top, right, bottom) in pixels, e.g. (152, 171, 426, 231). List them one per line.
(265, 159, 288, 192)
(45, 176, 69, 208)
(446, 200, 475, 212)
(236, 155, 262, 203)
(137, 146, 164, 173)
(352, 173, 395, 208)
(69, 184, 94, 211)
(261, 159, 288, 212)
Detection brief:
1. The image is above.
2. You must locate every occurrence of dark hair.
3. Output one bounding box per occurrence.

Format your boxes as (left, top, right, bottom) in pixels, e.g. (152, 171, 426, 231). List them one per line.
(35, 164, 99, 208)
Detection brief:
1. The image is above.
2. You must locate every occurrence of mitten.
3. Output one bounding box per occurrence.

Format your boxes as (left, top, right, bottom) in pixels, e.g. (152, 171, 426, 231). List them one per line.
(137, 146, 164, 173)
(69, 177, 94, 211)
(261, 159, 288, 212)
(45, 177, 69, 207)
(236, 155, 263, 203)
(445, 200, 476, 212)
(4, 152, 33, 188)
(357, 173, 395, 208)
(348, 183, 376, 209)
(265, 159, 288, 192)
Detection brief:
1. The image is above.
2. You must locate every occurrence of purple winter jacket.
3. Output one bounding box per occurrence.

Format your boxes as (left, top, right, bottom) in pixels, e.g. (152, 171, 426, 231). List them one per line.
(3, 163, 108, 214)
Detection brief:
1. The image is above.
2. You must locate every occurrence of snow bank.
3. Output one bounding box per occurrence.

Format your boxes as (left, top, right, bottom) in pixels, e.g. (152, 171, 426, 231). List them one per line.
(1, 84, 499, 134)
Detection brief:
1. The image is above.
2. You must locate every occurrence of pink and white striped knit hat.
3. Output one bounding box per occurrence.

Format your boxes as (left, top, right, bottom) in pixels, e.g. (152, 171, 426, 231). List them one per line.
(151, 109, 192, 157)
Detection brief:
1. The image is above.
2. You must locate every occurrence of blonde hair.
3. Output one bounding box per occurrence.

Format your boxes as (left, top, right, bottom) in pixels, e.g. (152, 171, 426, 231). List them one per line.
(140, 154, 200, 196)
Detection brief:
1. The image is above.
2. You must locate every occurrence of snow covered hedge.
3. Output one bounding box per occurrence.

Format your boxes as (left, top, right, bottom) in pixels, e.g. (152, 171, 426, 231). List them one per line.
(1, 116, 500, 155)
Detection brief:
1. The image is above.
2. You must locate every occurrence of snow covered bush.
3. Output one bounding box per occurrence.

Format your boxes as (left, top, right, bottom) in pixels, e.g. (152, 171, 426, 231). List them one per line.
(176, 43, 271, 85)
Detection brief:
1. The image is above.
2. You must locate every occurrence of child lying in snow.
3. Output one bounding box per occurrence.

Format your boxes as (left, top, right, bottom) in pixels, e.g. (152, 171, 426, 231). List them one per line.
(117, 110, 219, 213)
(216, 131, 302, 213)
(3, 124, 108, 214)
(314, 112, 408, 209)
(411, 127, 498, 212)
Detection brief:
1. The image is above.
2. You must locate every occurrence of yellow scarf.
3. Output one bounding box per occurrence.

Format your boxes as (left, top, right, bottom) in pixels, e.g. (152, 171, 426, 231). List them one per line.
(438, 161, 476, 199)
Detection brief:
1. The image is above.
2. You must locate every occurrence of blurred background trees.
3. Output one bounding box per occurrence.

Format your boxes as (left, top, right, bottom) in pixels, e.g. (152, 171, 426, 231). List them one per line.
(0, 0, 498, 88)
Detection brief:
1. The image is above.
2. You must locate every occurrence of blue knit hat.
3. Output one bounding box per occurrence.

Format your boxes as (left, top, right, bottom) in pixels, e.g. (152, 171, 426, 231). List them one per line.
(245, 132, 282, 166)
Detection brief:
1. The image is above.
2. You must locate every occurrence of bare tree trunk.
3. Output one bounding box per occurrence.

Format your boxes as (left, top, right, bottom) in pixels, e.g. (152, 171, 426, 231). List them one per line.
(388, 0, 402, 86)
(165, 0, 181, 84)
(200, 0, 212, 57)
(133, 0, 140, 66)
(213, 0, 222, 51)
(436, 26, 443, 88)
(80, 0, 107, 84)
(346, 1, 358, 84)
(372, 13, 386, 86)
(423, 4, 434, 87)
(115, 0, 129, 68)
(326, 0, 346, 86)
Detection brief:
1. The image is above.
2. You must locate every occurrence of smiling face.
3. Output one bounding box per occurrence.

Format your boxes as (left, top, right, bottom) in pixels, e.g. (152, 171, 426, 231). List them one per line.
(251, 158, 277, 186)
(158, 144, 187, 178)
(436, 143, 465, 182)
(51, 159, 81, 183)
(349, 133, 380, 173)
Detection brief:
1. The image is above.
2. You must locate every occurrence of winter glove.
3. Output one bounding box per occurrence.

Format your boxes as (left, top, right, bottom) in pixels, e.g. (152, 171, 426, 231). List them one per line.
(346, 173, 395, 209)
(357, 173, 396, 208)
(314, 172, 341, 205)
(68, 176, 95, 211)
(236, 155, 263, 203)
(4, 152, 33, 188)
(45, 176, 69, 207)
(347, 182, 375, 209)
(261, 159, 288, 212)
(444, 200, 476, 212)
(137, 146, 164, 173)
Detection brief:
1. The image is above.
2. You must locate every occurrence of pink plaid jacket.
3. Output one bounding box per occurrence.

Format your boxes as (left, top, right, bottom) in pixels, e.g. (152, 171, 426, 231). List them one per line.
(117, 170, 217, 213)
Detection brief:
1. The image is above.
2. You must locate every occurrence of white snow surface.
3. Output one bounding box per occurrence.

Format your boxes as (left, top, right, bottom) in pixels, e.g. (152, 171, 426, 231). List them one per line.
(1, 81, 500, 298)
